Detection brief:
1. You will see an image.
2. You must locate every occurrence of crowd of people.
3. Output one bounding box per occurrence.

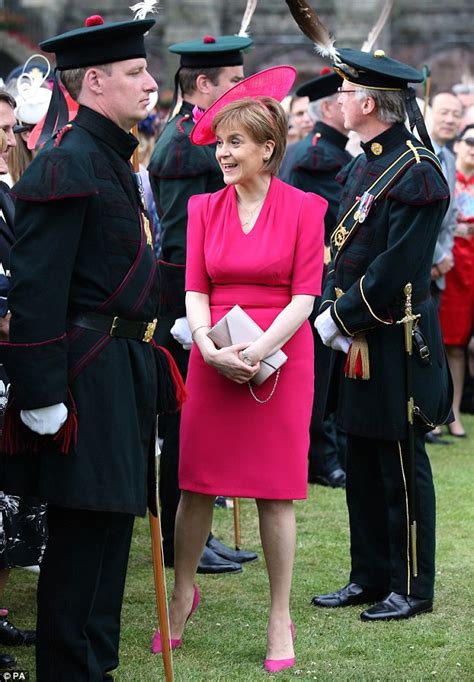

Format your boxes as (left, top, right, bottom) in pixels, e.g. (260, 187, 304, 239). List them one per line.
(0, 5, 472, 680)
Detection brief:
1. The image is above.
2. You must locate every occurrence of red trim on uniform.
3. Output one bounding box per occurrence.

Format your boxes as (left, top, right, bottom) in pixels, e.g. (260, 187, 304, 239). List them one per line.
(0, 333, 66, 348)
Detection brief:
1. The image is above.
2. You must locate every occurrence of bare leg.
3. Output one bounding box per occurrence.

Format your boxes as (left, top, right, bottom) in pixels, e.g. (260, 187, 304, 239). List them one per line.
(0, 569, 10, 602)
(256, 499, 295, 661)
(446, 345, 466, 435)
(169, 491, 214, 639)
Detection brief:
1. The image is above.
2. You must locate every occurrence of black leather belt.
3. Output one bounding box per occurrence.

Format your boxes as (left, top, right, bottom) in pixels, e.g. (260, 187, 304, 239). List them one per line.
(70, 312, 158, 343)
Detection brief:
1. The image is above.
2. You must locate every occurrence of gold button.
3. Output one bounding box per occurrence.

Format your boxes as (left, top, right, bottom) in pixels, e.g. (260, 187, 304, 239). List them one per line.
(371, 142, 383, 155)
(374, 49, 385, 58)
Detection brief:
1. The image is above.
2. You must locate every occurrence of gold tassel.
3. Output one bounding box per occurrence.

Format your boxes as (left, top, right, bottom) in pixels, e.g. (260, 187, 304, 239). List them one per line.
(344, 332, 370, 380)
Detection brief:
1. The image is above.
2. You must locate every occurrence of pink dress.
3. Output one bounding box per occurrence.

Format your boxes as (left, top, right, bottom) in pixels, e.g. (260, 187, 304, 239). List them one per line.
(179, 176, 326, 499)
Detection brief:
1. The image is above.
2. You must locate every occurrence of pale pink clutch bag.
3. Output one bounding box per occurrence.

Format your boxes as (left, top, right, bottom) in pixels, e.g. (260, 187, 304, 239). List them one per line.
(207, 305, 287, 385)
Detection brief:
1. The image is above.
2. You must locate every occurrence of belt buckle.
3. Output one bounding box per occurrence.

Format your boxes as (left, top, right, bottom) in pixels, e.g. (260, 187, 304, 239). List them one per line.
(142, 318, 157, 343)
(109, 316, 119, 336)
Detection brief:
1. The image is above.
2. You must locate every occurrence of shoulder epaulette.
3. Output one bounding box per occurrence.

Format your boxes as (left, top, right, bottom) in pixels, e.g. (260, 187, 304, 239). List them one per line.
(53, 123, 74, 148)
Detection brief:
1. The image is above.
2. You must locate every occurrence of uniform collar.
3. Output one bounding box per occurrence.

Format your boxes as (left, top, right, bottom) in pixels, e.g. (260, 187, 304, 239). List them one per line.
(74, 105, 138, 161)
(313, 121, 348, 150)
(361, 122, 408, 160)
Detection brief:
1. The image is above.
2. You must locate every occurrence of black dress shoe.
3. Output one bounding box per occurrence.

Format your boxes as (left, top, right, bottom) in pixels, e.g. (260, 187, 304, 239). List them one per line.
(361, 592, 433, 621)
(0, 618, 36, 646)
(196, 546, 243, 574)
(326, 468, 346, 489)
(207, 535, 258, 564)
(0, 652, 16, 668)
(311, 582, 386, 608)
(425, 432, 451, 446)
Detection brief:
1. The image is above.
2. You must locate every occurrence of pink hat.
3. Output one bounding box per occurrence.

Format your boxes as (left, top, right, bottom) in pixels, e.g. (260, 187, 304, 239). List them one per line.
(190, 65, 297, 146)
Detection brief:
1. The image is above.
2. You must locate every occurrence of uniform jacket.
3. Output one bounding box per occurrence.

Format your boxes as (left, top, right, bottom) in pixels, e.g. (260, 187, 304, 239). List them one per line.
(148, 100, 224, 319)
(0, 106, 162, 516)
(288, 122, 352, 243)
(321, 123, 452, 440)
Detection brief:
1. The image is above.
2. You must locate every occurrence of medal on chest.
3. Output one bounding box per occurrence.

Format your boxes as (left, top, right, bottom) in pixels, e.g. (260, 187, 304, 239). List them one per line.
(353, 191, 375, 223)
(133, 171, 153, 248)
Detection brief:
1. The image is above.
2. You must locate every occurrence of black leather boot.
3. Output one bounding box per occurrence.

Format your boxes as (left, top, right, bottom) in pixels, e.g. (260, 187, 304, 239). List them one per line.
(0, 618, 36, 646)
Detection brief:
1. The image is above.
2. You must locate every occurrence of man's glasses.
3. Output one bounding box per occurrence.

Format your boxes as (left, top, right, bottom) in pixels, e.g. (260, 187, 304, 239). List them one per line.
(336, 87, 360, 95)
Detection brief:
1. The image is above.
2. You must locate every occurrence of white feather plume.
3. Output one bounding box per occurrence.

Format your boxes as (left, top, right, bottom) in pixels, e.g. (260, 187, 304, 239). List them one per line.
(237, 0, 258, 37)
(361, 0, 394, 52)
(130, 0, 159, 21)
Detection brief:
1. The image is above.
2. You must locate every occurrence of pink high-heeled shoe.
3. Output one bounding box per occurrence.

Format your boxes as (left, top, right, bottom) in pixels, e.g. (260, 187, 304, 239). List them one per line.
(151, 584, 200, 654)
(264, 621, 295, 673)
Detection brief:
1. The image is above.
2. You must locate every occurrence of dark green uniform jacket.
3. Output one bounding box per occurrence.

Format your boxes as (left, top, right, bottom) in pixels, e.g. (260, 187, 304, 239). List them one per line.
(321, 123, 452, 440)
(288, 122, 352, 243)
(148, 100, 224, 318)
(0, 106, 162, 516)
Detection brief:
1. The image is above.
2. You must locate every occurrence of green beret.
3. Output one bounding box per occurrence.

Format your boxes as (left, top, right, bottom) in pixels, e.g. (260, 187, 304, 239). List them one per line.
(335, 48, 423, 91)
(40, 15, 155, 71)
(169, 35, 253, 68)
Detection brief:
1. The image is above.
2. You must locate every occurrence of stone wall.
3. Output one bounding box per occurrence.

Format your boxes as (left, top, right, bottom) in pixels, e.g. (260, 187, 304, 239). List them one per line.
(1, 0, 472, 93)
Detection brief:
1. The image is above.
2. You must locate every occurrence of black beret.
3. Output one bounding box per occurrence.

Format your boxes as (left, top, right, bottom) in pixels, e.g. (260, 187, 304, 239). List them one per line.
(335, 48, 423, 90)
(40, 15, 155, 71)
(296, 68, 342, 100)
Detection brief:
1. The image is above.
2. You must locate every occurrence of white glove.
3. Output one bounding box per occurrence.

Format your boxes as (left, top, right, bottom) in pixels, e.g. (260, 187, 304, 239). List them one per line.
(331, 333, 353, 354)
(170, 317, 193, 350)
(20, 403, 68, 435)
(315, 307, 340, 346)
(315, 307, 352, 354)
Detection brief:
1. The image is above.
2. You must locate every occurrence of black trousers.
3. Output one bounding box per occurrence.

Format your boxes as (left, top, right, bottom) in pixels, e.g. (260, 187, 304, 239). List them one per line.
(36, 506, 134, 682)
(346, 431, 436, 599)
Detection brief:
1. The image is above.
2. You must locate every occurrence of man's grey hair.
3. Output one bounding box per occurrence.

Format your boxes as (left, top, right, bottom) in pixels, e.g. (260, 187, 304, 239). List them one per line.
(355, 87, 406, 124)
(308, 93, 339, 123)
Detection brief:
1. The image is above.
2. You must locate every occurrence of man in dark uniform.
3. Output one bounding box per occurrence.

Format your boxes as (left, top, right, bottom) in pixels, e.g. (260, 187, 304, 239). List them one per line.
(0, 88, 19, 674)
(312, 49, 452, 620)
(285, 68, 351, 489)
(148, 36, 257, 572)
(0, 15, 170, 680)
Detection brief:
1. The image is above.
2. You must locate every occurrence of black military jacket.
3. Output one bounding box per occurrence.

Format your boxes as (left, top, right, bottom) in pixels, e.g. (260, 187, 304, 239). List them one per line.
(148, 100, 224, 318)
(0, 106, 161, 516)
(321, 123, 452, 440)
(288, 122, 352, 243)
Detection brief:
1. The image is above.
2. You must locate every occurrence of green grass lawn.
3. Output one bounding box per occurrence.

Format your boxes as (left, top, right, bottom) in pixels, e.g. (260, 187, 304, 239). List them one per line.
(6, 415, 474, 681)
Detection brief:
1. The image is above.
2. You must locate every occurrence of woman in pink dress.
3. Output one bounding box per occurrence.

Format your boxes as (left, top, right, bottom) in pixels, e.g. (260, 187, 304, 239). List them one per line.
(439, 124, 474, 437)
(153, 69, 326, 672)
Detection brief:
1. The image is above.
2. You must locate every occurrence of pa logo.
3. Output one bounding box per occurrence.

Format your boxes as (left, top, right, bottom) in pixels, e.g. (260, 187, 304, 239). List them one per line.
(2, 673, 28, 680)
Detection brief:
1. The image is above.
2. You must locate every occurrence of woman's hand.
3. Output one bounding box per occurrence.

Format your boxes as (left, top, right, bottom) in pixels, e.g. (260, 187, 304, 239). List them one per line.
(205, 342, 260, 384)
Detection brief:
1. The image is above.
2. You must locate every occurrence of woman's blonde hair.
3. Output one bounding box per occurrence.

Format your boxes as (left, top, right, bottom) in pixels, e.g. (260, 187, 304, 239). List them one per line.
(8, 134, 33, 184)
(211, 96, 287, 175)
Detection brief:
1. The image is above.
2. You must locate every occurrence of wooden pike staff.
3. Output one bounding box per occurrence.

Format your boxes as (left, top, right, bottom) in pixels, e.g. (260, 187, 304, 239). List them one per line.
(131, 129, 174, 681)
(423, 65, 431, 119)
(397, 283, 421, 578)
(233, 498, 241, 550)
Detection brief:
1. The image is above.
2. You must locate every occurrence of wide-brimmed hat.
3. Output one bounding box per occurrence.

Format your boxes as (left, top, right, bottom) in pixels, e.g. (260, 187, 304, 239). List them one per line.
(190, 65, 296, 146)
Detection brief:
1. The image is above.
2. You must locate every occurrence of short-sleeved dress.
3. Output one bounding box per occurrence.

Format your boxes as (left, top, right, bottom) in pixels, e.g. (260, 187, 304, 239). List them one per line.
(179, 176, 326, 500)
